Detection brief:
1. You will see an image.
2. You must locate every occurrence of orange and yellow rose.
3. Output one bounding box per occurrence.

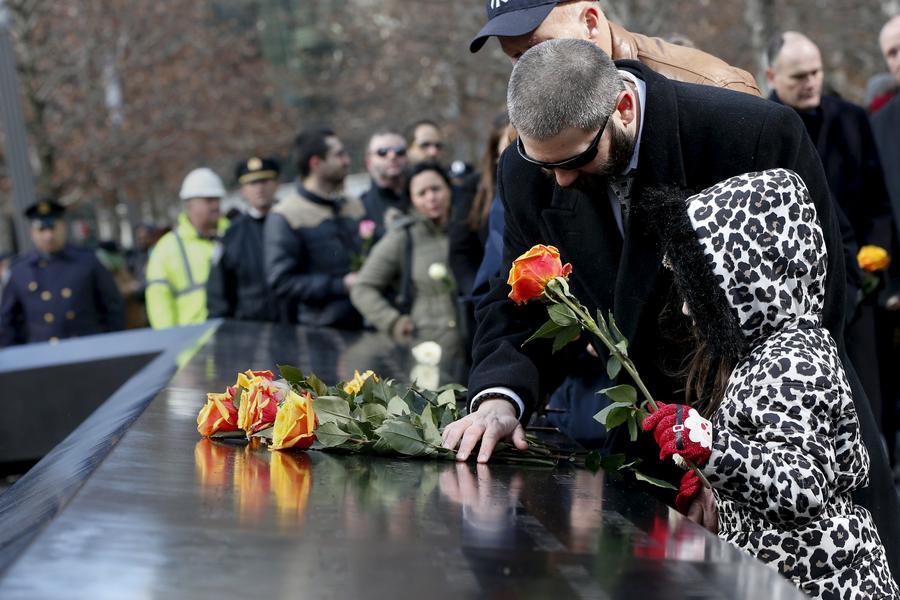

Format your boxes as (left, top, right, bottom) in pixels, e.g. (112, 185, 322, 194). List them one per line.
(197, 387, 240, 436)
(507, 244, 573, 305)
(343, 369, 379, 395)
(236, 370, 283, 437)
(858, 245, 891, 273)
(270, 390, 317, 450)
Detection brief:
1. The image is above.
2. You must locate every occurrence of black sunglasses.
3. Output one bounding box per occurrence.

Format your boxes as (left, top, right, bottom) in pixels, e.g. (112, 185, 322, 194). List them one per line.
(375, 146, 407, 157)
(516, 112, 611, 171)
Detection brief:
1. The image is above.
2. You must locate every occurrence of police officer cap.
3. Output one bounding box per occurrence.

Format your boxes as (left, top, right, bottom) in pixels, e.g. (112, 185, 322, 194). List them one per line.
(235, 157, 280, 185)
(24, 199, 66, 226)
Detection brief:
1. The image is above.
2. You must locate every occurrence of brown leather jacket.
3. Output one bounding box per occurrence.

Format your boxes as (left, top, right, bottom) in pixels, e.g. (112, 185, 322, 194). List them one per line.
(609, 22, 761, 96)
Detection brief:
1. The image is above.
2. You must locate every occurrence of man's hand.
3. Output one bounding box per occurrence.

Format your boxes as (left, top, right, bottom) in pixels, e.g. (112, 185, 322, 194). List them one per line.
(441, 399, 527, 463)
(391, 315, 415, 344)
(343, 272, 359, 291)
(686, 486, 718, 534)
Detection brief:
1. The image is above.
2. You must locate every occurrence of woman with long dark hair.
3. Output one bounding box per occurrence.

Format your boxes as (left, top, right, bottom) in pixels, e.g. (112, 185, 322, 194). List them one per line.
(641, 169, 897, 598)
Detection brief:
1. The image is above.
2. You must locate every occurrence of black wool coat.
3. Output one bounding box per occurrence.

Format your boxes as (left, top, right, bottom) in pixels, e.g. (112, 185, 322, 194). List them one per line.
(872, 95, 900, 243)
(771, 92, 893, 252)
(468, 61, 899, 574)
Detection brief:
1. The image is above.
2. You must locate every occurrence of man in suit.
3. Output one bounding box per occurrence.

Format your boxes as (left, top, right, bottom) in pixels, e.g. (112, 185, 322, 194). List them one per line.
(441, 39, 900, 575)
(0, 200, 124, 346)
(767, 31, 894, 421)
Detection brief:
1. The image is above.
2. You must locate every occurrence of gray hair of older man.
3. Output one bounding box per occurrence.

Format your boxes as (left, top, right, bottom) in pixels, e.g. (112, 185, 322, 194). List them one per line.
(507, 39, 624, 140)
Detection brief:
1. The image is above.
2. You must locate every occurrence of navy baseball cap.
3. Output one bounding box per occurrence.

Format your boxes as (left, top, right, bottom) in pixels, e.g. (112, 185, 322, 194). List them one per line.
(470, 0, 559, 53)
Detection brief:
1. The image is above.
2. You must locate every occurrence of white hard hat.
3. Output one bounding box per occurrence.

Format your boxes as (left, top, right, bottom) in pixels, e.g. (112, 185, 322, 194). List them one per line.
(179, 167, 226, 200)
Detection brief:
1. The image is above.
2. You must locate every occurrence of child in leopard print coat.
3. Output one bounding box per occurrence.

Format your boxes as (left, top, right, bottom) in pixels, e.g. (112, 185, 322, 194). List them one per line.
(643, 169, 898, 599)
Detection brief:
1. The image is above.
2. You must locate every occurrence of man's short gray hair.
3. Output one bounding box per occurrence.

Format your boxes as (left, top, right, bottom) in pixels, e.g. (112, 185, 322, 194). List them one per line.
(507, 39, 624, 140)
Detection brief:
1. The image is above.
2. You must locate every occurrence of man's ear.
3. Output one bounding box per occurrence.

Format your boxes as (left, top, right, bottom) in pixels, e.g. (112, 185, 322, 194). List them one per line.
(617, 90, 637, 127)
(765, 67, 775, 85)
(308, 156, 321, 174)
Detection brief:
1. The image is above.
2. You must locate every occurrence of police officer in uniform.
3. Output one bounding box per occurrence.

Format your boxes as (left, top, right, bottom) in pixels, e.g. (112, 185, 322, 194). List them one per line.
(0, 200, 124, 346)
(207, 157, 281, 322)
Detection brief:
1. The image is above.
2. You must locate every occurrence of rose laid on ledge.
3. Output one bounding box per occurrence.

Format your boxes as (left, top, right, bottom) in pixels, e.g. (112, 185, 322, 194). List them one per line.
(236, 370, 283, 437)
(197, 387, 240, 437)
(271, 390, 317, 450)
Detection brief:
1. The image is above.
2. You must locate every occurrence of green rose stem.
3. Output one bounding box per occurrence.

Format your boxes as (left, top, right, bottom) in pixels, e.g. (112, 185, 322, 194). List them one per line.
(543, 277, 712, 489)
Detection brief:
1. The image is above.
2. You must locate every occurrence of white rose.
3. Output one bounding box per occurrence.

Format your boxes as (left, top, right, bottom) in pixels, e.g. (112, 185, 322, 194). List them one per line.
(411, 340, 442, 366)
(428, 262, 448, 281)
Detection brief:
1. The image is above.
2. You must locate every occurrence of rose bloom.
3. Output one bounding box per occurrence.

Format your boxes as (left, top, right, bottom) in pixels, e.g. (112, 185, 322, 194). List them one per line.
(197, 387, 240, 436)
(507, 244, 573, 305)
(270, 390, 317, 450)
(427, 262, 448, 281)
(858, 245, 891, 272)
(343, 369, 379, 395)
(359, 219, 376, 240)
(237, 370, 282, 437)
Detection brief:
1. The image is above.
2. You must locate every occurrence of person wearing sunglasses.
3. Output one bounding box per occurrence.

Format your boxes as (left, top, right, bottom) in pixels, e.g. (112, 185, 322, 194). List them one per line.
(361, 130, 411, 240)
(441, 39, 900, 573)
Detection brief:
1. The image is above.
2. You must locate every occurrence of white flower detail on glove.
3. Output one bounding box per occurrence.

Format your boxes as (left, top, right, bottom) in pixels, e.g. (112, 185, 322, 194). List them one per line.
(683, 407, 712, 449)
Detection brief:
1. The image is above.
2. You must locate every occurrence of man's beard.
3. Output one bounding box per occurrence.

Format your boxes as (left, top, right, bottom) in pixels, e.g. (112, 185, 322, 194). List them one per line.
(570, 123, 637, 194)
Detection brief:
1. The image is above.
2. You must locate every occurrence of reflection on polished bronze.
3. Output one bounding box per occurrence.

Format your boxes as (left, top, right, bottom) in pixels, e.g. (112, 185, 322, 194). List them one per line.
(270, 451, 313, 527)
(234, 442, 271, 524)
(0, 322, 808, 599)
(194, 438, 233, 493)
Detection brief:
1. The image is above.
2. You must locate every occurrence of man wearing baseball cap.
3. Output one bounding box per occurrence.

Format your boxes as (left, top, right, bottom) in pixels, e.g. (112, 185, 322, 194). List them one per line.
(145, 167, 230, 328)
(470, 0, 759, 95)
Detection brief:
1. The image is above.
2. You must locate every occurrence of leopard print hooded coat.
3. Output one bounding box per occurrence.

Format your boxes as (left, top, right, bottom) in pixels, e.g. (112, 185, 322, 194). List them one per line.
(651, 168, 898, 599)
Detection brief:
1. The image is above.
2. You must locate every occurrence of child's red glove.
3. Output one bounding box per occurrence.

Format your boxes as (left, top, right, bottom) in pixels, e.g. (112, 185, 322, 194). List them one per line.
(675, 470, 703, 514)
(641, 402, 712, 468)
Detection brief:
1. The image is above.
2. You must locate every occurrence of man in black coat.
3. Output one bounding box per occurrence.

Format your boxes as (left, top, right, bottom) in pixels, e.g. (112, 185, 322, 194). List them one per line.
(767, 32, 894, 420)
(207, 157, 281, 322)
(441, 39, 900, 576)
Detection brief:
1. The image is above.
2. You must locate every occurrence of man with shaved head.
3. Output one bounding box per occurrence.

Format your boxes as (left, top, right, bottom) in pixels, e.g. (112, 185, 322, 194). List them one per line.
(768, 32, 893, 428)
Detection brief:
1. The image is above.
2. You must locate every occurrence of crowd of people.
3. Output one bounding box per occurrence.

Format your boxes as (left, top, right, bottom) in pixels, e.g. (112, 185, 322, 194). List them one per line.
(3, 1, 900, 595)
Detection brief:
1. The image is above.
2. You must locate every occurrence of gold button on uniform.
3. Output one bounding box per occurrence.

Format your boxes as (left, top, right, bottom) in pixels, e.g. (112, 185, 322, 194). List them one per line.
(44, 313, 55, 323)
(66, 311, 76, 320)
(49, 337, 60, 344)
(448, 320, 457, 328)
(61, 288, 72, 298)
(28, 282, 38, 292)
(41, 291, 52, 301)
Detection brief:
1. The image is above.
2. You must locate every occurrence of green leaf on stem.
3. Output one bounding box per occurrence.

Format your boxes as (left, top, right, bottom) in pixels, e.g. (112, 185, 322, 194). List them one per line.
(315, 422, 365, 448)
(420, 405, 442, 446)
(314, 396, 354, 425)
(607, 356, 622, 379)
(548, 304, 578, 327)
(552, 325, 582, 353)
(595, 309, 611, 337)
(376, 420, 432, 456)
(608, 311, 626, 343)
(231, 386, 243, 411)
(599, 385, 638, 405)
(615, 340, 629, 357)
(436, 389, 456, 407)
(277, 364, 305, 388)
(627, 415, 639, 441)
(353, 403, 388, 425)
(387, 396, 411, 416)
(594, 401, 634, 427)
(633, 470, 678, 490)
(523, 319, 564, 346)
(306, 374, 329, 396)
